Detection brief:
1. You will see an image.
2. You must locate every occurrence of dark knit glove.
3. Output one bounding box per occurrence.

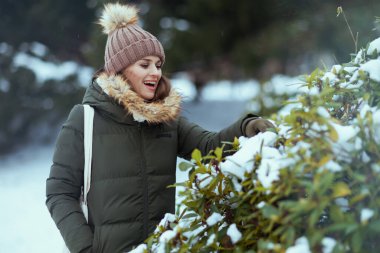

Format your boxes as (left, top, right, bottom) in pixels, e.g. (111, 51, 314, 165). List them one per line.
(245, 118, 275, 137)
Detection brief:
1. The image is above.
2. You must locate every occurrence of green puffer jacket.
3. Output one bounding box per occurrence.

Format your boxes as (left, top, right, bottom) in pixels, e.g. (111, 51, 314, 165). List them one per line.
(46, 73, 254, 252)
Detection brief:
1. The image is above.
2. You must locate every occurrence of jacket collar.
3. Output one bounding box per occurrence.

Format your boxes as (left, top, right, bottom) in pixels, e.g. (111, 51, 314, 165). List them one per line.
(95, 73, 181, 124)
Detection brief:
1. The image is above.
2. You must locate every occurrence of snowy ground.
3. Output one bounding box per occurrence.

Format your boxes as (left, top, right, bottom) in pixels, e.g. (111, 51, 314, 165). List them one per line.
(0, 98, 247, 253)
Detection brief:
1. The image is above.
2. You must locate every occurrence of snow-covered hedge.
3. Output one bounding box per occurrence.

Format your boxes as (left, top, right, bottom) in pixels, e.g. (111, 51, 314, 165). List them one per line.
(131, 37, 380, 253)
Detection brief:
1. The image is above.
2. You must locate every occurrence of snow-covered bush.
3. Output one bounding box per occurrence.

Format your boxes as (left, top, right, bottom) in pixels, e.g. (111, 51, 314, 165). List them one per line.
(132, 37, 380, 253)
(0, 42, 91, 154)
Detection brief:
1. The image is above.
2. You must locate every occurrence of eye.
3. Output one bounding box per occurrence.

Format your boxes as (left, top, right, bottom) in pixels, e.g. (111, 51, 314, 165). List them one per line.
(156, 65, 162, 69)
(140, 64, 149, 68)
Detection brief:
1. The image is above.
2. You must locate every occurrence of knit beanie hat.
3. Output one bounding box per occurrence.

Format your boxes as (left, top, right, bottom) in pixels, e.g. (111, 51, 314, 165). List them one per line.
(99, 3, 165, 74)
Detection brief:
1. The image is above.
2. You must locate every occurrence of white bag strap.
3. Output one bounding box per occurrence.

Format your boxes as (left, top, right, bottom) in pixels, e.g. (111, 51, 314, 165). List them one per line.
(83, 104, 94, 206)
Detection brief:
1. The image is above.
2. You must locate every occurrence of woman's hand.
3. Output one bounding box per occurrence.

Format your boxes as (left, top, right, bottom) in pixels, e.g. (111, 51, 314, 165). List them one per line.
(245, 118, 275, 137)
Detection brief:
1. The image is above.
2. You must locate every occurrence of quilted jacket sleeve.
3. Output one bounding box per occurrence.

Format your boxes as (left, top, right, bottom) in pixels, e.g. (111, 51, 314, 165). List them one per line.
(177, 114, 258, 160)
(46, 105, 93, 253)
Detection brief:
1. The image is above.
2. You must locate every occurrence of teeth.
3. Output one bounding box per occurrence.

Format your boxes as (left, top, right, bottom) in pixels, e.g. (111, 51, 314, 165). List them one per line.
(144, 81, 156, 87)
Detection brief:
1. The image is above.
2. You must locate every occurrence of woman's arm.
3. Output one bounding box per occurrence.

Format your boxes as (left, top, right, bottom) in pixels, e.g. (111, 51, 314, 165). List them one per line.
(46, 105, 93, 253)
(177, 114, 258, 160)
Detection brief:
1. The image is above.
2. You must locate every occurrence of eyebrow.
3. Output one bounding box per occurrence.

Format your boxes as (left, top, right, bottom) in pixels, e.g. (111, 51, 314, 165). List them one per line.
(140, 58, 162, 64)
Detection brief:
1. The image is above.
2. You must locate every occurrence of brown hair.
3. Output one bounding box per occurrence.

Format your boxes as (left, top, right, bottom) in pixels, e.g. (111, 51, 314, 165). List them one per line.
(153, 75, 171, 101)
(91, 68, 171, 101)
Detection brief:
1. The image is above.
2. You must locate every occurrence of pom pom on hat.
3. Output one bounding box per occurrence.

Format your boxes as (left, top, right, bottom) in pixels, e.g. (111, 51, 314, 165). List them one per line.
(98, 3, 165, 74)
(99, 3, 139, 34)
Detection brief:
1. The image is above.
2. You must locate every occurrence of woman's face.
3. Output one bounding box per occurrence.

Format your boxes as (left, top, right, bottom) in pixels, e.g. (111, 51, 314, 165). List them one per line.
(122, 55, 162, 100)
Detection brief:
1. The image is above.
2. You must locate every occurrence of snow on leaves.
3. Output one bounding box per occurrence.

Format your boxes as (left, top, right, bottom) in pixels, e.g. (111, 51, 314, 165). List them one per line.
(133, 36, 380, 253)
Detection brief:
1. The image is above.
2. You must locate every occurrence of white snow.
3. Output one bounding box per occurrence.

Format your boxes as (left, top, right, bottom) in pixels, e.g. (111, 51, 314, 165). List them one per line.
(373, 109, 380, 126)
(359, 103, 372, 118)
(159, 230, 177, 243)
(322, 237, 336, 253)
(343, 66, 358, 74)
(354, 50, 364, 64)
(226, 223, 242, 244)
(317, 106, 331, 118)
(278, 102, 302, 117)
(197, 173, 213, 189)
(360, 59, 380, 82)
(206, 234, 216, 246)
(206, 212, 223, 226)
(30, 42, 49, 57)
(308, 86, 320, 95)
(359, 105, 380, 143)
(331, 65, 342, 73)
(321, 72, 337, 84)
(322, 160, 342, 172)
(367, 37, 380, 55)
(201, 79, 260, 101)
(372, 164, 380, 173)
(171, 74, 197, 101)
(0, 42, 12, 55)
(0, 78, 10, 92)
(360, 208, 374, 223)
(257, 201, 266, 209)
(330, 122, 359, 143)
(256, 157, 281, 188)
(155, 213, 176, 232)
(220, 132, 283, 190)
(286, 237, 311, 253)
(128, 244, 147, 253)
(220, 132, 278, 180)
(335, 198, 350, 212)
(0, 145, 63, 253)
(12, 52, 93, 85)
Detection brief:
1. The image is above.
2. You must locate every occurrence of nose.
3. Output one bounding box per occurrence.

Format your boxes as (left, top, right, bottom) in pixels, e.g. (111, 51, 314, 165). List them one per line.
(150, 65, 161, 76)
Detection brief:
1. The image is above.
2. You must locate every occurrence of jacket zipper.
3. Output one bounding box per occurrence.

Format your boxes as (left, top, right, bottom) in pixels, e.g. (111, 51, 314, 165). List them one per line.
(138, 123, 149, 239)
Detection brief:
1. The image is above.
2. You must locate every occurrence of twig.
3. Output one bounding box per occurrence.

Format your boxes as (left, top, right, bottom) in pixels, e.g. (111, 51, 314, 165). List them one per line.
(337, 6, 358, 53)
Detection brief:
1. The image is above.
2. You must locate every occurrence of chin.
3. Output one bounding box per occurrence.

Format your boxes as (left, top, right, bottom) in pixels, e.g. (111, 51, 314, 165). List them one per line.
(142, 94, 155, 101)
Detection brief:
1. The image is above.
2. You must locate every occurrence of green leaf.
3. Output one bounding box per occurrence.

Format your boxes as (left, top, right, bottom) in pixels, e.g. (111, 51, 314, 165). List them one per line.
(167, 182, 187, 188)
(185, 200, 201, 209)
(318, 155, 332, 167)
(332, 182, 351, 198)
(308, 209, 321, 228)
(368, 220, 380, 232)
(179, 161, 194, 171)
(329, 205, 345, 222)
(261, 205, 280, 221)
(214, 147, 223, 160)
(182, 212, 200, 220)
(329, 126, 339, 142)
(351, 230, 363, 253)
(192, 149, 202, 163)
(208, 177, 219, 191)
(281, 227, 295, 246)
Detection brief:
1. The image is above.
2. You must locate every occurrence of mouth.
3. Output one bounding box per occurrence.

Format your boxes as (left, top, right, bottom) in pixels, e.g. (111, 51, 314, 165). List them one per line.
(144, 81, 157, 90)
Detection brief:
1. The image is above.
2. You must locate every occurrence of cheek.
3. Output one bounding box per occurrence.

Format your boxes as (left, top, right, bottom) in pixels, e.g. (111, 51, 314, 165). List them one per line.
(124, 70, 137, 80)
(124, 71, 140, 88)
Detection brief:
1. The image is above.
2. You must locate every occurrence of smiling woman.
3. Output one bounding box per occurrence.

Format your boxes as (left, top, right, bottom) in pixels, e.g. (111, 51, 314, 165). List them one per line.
(45, 2, 274, 253)
(122, 56, 163, 101)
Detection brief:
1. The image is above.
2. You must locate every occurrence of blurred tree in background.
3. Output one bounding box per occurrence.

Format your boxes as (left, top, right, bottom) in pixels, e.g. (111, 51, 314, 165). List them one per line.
(141, 0, 380, 90)
(0, 0, 379, 154)
(2, 0, 379, 75)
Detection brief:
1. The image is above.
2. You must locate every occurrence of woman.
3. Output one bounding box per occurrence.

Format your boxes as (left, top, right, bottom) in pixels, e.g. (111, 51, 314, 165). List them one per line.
(46, 3, 274, 252)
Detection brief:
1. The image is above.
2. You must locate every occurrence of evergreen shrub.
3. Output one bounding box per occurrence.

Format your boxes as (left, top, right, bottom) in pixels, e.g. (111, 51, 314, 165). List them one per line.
(136, 36, 380, 253)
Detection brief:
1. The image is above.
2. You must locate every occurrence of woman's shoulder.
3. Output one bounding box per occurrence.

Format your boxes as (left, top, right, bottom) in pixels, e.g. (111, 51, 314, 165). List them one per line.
(62, 104, 85, 132)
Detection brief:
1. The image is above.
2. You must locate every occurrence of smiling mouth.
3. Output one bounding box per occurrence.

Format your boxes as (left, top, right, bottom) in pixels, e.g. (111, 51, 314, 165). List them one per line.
(144, 81, 156, 87)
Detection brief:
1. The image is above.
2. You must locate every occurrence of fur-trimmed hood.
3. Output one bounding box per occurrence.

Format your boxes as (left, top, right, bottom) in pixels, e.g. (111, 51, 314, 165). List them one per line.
(94, 73, 181, 124)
